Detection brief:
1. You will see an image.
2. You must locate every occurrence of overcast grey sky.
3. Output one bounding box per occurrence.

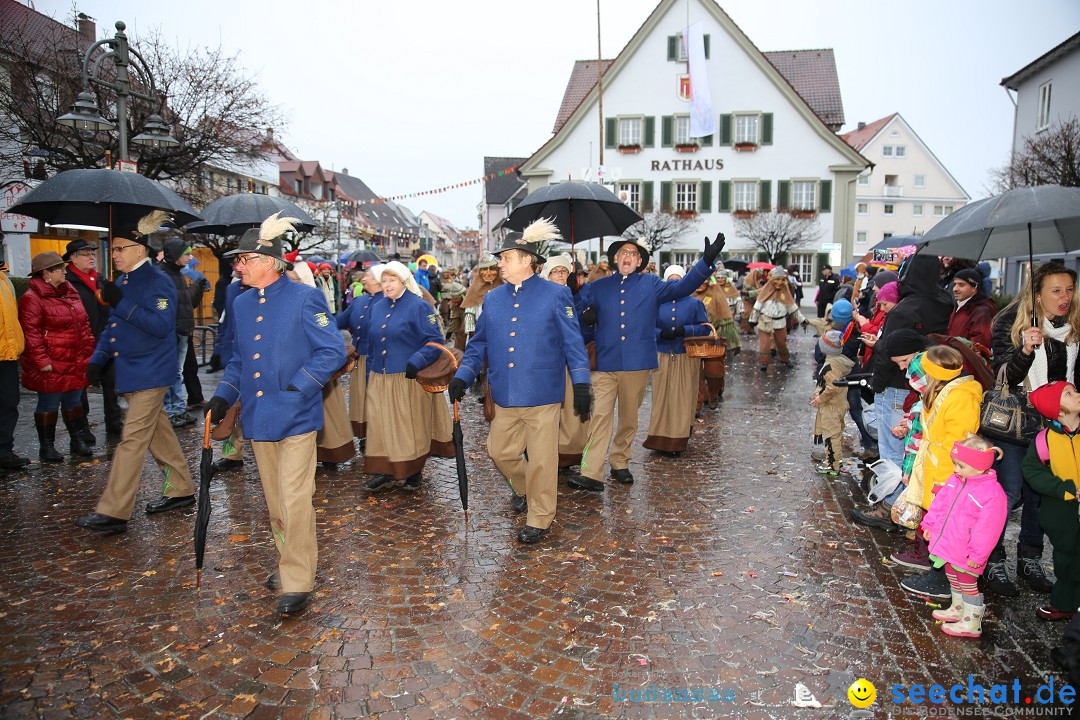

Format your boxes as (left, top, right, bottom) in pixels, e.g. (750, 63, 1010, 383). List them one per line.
(32, 0, 1080, 228)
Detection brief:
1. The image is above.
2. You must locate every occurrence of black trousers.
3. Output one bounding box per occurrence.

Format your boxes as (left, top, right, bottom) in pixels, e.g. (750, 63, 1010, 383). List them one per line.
(81, 361, 123, 428)
(183, 336, 204, 404)
(0, 360, 19, 454)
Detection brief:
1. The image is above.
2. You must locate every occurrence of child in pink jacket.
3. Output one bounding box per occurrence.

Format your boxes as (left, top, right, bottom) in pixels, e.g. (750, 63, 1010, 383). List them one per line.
(920, 434, 1008, 638)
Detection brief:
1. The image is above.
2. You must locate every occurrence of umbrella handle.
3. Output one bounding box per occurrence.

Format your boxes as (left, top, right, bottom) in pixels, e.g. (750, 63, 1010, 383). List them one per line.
(203, 410, 212, 449)
(454, 400, 460, 422)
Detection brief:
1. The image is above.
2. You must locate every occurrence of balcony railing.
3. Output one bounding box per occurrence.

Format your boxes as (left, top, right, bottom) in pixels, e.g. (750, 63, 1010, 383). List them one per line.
(883, 185, 904, 197)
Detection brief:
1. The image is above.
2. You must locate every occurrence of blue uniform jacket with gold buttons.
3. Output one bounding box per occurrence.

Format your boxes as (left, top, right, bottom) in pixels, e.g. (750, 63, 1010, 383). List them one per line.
(89, 259, 178, 394)
(215, 275, 346, 442)
(655, 295, 710, 355)
(583, 259, 712, 371)
(365, 291, 444, 374)
(454, 274, 590, 407)
(337, 291, 382, 354)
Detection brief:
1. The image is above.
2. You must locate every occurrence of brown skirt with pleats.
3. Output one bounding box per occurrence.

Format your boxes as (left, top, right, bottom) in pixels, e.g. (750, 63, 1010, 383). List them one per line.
(558, 369, 590, 466)
(364, 372, 454, 479)
(643, 352, 698, 453)
(317, 378, 355, 463)
(348, 355, 367, 438)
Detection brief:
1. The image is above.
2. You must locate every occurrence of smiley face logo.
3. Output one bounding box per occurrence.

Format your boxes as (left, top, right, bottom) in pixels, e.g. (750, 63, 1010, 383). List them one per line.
(848, 679, 876, 708)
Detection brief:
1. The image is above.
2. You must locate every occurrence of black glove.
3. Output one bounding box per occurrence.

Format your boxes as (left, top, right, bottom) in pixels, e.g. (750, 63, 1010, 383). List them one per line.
(448, 378, 467, 403)
(659, 329, 677, 340)
(207, 396, 230, 424)
(287, 384, 298, 391)
(86, 363, 103, 385)
(404, 363, 419, 379)
(100, 281, 123, 307)
(572, 383, 592, 419)
(581, 307, 597, 326)
(702, 232, 726, 266)
(674, 326, 686, 337)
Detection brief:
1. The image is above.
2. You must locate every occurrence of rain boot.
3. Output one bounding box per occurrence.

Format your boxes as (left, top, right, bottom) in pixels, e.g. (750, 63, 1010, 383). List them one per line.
(35, 411, 63, 462)
(941, 598, 984, 638)
(932, 589, 963, 622)
(62, 407, 94, 457)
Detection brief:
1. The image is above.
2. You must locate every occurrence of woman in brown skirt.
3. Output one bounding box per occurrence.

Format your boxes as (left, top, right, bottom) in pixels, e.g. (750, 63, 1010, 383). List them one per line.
(692, 273, 740, 409)
(362, 262, 454, 490)
(540, 253, 592, 468)
(643, 266, 711, 455)
(337, 266, 383, 445)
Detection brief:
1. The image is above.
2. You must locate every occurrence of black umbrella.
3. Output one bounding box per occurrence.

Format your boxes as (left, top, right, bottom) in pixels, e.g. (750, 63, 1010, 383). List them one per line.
(918, 185, 1080, 324)
(186, 193, 317, 236)
(452, 401, 468, 525)
(503, 181, 643, 251)
(194, 411, 215, 589)
(9, 168, 202, 229)
(869, 234, 924, 253)
(718, 259, 748, 274)
(346, 249, 383, 267)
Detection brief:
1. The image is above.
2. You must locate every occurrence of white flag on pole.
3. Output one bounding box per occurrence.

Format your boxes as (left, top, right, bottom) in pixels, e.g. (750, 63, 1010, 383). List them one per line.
(686, 21, 714, 138)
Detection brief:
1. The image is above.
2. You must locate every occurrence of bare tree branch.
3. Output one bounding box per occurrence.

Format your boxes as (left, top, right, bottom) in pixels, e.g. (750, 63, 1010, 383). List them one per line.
(991, 118, 1080, 192)
(623, 211, 702, 253)
(733, 211, 823, 263)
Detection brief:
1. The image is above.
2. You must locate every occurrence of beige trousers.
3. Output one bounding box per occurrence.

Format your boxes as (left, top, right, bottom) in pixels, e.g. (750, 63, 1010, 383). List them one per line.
(221, 420, 246, 461)
(579, 370, 649, 481)
(488, 403, 561, 529)
(96, 387, 194, 520)
(251, 431, 318, 594)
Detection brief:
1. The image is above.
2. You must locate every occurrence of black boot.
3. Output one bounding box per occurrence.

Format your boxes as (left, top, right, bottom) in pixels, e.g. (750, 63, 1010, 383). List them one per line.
(62, 407, 94, 457)
(35, 411, 63, 462)
(1018, 545, 1054, 594)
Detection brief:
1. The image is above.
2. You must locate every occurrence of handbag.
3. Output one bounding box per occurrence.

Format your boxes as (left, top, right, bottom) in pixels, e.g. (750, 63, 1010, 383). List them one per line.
(978, 366, 1042, 446)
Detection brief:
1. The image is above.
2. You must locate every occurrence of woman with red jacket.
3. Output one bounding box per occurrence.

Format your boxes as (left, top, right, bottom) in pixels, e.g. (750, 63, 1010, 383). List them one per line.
(18, 252, 96, 461)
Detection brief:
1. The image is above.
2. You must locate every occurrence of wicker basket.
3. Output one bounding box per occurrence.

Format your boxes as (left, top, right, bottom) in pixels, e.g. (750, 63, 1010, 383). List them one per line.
(416, 342, 463, 393)
(683, 323, 727, 359)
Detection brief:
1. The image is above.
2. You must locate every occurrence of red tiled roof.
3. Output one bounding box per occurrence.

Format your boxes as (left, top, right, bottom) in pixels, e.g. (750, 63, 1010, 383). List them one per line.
(0, 0, 90, 64)
(839, 113, 896, 152)
(762, 49, 845, 129)
(552, 59, 614, 134)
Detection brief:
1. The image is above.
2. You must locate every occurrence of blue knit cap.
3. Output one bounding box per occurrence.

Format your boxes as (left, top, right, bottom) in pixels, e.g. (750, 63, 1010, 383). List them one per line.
(831, 298, 853, 324)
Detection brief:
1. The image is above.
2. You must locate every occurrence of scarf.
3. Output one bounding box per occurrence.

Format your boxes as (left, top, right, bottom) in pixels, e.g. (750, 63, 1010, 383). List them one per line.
(716, 278, 740, 300)
(756, 278, 794, 306)
(1027, 317, 1076, 390)
(67, 263, 99, 290)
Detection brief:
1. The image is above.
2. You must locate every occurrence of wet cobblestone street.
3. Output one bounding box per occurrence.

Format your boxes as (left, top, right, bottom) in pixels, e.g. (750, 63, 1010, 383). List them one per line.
(0, 331, 1075, 719)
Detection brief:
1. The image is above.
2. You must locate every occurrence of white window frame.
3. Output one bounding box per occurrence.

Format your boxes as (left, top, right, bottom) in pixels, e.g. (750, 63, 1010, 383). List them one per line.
(733, 180, 758, 212)
(675, 32, 689, 62)
(856, 202, 868, 216)
(734, 113, 760, 145)
(1038, 81, 1052, 131)
(619, 116, 643, 147)
(675, 115, 693, 146)
(914, 174, 926, 189)
(792, 180, 817, 211)
(617, 182, 641, 213)
(674, 181, 698, 213)
(857, 174, 870, 187)
(883, 204, 895, 216)
(933, 205, 955, 217)
(913, 204, 924, 217)
(882, 145, 894, 157)
(894, 145, 907, 158)
(789, 253, 815, 281)
(673, 252, 698, 266)
(856, 231, 868, 245)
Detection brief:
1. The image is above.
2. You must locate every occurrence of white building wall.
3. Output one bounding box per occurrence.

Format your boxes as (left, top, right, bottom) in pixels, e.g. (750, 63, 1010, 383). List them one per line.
(527, 0, 861, 263)
(1011, 49, 1080, 153)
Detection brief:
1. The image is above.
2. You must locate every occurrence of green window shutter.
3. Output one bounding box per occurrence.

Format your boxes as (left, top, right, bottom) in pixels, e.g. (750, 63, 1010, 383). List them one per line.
(819, 179, 832, 213)
(759, 180, 771, 211)
(660, 181, 673, 212)
(644, 116, 655, 148)
(667, 35, 677, 61)
(704, 35, 710, 59)
(700, 133, 713, 147)
(777, 180, 790, 211)
(699, 181, 712, 213)
(605, 117, 617, 149)
(718, 181, 731, 213)
(761, 113, 773, 145)
(719, 114, 732, 145)
(661, 116, 674, 147)
(642, 182, 654, 213)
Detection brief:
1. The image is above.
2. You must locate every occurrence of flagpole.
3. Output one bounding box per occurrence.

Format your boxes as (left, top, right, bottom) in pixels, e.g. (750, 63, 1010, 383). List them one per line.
(596, 0, 604, 170)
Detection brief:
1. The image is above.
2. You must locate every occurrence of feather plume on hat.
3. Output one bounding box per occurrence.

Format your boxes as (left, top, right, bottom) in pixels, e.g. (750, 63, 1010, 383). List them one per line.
(135, 209, 173, 237)
(257, 211, 301, 247)
(521, 217, 562, 244)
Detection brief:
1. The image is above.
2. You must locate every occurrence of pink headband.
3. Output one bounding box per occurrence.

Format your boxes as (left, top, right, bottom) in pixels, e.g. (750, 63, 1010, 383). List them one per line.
(950, 443, 996, 471)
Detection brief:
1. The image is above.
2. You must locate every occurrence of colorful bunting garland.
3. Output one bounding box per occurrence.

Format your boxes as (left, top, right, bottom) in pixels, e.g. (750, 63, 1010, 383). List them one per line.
(371, 165, 517, 204)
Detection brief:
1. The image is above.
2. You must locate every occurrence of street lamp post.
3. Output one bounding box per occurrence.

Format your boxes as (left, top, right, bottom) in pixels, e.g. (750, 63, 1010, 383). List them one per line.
(57, 20, 178, 162)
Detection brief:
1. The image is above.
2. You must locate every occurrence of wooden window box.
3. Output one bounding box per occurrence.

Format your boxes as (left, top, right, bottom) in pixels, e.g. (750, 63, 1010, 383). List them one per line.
(734, 142, 759, 152)
(733, 210, 757, 219)
(617, 145, 642, 154)
(675, 143, 699, 153)
(789, 208, 817, 219)
(673, 209, 698, 219)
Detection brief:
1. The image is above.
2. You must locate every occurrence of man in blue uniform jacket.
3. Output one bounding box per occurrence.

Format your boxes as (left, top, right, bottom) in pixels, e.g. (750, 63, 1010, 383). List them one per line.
(449, 220, 592, 544)
(207, 213, 346, 615)
(568, 232, 725, 491)
(76, 211, 196, 534)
